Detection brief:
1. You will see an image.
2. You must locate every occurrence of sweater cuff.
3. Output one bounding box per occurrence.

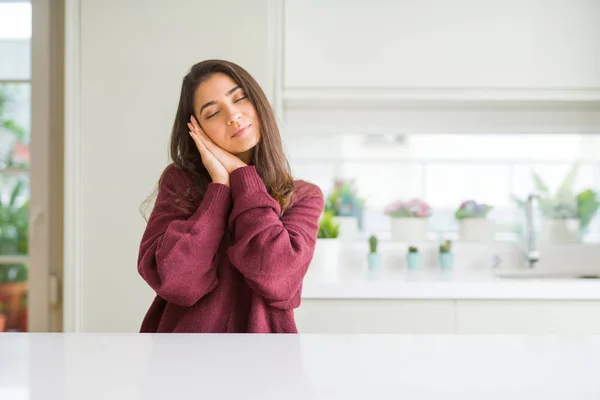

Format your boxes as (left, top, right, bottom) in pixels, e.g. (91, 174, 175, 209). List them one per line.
(229, 166, 266, 196)
(200, 182, 232, 216)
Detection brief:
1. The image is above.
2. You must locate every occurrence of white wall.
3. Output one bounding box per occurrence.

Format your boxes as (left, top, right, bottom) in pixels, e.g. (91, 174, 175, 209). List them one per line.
(65, 0, 274, 332)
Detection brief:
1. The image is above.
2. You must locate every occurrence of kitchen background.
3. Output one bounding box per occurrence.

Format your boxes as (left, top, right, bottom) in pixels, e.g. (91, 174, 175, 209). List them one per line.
(288, 133, 600, 242)
(1, 0, 600, 334)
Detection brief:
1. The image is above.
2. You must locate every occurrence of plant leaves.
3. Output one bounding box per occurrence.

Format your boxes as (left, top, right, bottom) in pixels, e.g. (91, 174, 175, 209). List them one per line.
(531, 171, 549, 195)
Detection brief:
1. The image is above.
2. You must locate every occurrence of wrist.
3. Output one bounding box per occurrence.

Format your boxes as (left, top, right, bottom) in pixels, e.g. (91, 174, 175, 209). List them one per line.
(212, 177, 230, 187)
(227, 162, 247, 174)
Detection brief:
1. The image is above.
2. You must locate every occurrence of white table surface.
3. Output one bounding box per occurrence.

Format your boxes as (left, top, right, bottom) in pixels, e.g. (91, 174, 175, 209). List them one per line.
(1, 333, 599, 399)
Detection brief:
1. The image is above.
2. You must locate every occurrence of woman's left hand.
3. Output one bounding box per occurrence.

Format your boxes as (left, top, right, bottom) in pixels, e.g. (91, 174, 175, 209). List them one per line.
(190, 116, 247, 173)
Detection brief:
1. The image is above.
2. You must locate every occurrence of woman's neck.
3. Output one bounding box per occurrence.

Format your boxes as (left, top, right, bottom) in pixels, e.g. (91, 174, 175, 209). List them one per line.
(236, 149, 254, 165)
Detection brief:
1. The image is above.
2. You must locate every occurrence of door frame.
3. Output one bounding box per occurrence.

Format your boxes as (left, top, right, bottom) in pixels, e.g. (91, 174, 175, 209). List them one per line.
(62, 0, 81, 332)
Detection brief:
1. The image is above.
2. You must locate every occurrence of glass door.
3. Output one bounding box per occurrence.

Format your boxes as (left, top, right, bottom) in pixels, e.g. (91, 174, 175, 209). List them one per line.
(0, 1, 32, 332)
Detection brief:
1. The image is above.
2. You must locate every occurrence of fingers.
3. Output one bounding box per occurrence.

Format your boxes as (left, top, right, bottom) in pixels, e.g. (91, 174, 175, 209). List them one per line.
(188, 116, 215, 148)
(188, 125, 208, 156)
(190, 116, 208, 141)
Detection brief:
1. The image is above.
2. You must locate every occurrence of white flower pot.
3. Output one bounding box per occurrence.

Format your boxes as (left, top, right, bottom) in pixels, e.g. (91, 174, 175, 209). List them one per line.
(390, 218, 428, 242)
(312, 238, 341, 272)
(458, 218, 494, 242)
(540, 218, 580, 244)
(333, 216, 359, 240)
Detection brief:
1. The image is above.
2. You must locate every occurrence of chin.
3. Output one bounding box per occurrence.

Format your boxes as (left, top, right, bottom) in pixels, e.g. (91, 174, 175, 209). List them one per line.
(230, 136, 260, 155)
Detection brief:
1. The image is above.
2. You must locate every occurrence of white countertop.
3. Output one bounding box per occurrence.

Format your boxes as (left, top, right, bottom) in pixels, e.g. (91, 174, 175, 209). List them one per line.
(1, 333, 599, 399)
(302, 267, 600, 300)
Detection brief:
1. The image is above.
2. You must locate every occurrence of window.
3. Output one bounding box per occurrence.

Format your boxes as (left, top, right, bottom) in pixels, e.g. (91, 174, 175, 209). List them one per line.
(0, 1, 32, 333)
(286, 133, 600, 242)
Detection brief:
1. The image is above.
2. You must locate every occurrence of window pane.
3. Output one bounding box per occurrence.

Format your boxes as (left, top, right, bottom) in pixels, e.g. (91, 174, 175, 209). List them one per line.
(0, 172, 29, 256)
(0, 263, 28, 332)
(0, 82, 30, 169)
(342, 162, 424, 209)
(0, 2, 31, 80)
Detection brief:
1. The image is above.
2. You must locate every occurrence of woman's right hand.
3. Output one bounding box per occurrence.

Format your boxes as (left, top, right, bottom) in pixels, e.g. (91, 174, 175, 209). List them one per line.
(188, 118, 230, 186)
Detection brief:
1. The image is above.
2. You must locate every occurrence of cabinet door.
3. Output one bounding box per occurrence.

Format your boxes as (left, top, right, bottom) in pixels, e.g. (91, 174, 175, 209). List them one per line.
(296, 299, 455, 334)
(456, 300, 600, 334)
(284, 0, 600, 90)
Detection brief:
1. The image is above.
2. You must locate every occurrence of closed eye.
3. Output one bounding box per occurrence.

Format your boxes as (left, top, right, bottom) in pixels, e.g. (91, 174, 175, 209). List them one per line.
(205, 96, 247, 119)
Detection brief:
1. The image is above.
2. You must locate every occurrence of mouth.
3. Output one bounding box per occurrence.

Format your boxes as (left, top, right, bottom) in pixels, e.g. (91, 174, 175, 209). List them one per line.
(232, 124, 251, 138)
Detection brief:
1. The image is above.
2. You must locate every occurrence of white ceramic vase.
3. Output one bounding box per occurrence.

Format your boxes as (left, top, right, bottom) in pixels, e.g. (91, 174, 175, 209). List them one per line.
(333, 216, 359, 240)
(312, 238, 341, 279)
(390, 218, 428, 242)
(458, 218, 494, 242)
(539, 218, 580, 244)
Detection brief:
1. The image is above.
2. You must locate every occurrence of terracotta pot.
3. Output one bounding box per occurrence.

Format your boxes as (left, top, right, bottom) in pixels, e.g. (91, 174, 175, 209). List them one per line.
(20, 308, 27, 332)
(0, 282, 27, 331)
(0, 314, 6, 332)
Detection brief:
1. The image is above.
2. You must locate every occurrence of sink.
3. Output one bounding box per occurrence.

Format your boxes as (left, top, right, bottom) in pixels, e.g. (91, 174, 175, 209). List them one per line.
(493, 268, 600, 279)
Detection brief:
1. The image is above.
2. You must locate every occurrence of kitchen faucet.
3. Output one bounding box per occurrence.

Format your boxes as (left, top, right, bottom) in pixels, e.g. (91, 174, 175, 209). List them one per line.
(524, 192, 540, 268)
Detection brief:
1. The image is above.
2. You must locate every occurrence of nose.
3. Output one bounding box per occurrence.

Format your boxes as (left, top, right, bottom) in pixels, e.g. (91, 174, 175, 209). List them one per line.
(226, 106, 242, 126)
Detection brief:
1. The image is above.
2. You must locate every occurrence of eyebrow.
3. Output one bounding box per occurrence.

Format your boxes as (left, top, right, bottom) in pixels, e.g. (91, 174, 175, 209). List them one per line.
(199, 86, 241, 115)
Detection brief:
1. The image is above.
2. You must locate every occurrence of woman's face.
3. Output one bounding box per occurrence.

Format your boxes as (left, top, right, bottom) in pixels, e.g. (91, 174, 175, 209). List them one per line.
(193, 72, 260, 159)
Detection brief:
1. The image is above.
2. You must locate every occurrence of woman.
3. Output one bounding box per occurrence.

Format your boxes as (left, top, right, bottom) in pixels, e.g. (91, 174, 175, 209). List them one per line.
(137, 59, 324, 333)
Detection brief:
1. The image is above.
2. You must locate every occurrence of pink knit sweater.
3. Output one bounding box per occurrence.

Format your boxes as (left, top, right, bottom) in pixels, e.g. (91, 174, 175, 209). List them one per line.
(137, 164, 323, 333)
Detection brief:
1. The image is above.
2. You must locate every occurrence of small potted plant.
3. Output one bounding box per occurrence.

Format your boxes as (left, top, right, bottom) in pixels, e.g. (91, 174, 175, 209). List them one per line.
(455, 200, 494, 242)
(367, 235, 381, 270)
(325, 179, 365, 240)
(384, 198, 431, 242)
(0, 296, 6, 332)
(313, 212, 341, 272)
(406, 246, 420, 270)
(439, 240, 453, 269)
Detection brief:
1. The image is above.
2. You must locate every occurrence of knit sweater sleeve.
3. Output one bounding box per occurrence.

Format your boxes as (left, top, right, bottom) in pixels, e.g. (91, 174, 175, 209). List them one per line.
(137, 164, 231, 307)
(226, 166, 324, 310)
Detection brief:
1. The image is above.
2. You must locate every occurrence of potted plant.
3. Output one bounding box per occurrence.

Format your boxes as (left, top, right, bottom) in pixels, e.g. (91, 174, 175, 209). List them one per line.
(511, 163, 581, 243)
(406, 246, 420, 270)
(439, 240, 453, 269)
(577, 189, 600, 240)
(455, 200, 494, 242)
(384, 198, 431, 242)
(1, 86, 29, 170)
(0, 177, 29, 331)
(367, 235, 381, 270)
(312, 211, 341, 272)
(0, 295, 7, 332)
(20, 292, 27, 332)
(325, 179, 365, 240)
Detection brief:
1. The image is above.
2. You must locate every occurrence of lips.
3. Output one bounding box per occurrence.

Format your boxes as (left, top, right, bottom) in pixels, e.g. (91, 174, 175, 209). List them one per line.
(232, 124, 251, 138)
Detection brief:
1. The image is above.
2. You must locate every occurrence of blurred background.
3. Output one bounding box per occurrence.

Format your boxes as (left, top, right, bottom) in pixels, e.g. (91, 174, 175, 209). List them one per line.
(1, 0, 600, 335)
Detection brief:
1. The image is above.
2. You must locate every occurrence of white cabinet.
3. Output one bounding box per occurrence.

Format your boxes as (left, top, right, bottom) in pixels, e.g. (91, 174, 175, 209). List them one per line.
(297, 299, 600, 334)
(456, 300, 600, 334)
(281, 0, 600, 135)
(295, 299, 455, 333)
(284, 0, 600, 91)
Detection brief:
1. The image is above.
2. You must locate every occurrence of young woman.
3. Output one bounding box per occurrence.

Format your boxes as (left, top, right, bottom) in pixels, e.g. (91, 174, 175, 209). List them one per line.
(137, 59, 324, 333)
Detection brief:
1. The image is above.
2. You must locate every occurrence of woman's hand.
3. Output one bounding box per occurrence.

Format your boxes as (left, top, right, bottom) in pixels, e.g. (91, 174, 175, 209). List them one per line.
(189, 116, 247, 174)
(188, 118, 230, 186)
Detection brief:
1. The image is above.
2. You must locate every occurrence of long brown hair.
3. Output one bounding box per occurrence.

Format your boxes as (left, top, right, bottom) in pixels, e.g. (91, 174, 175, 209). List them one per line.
(142, 59, 294, 218)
